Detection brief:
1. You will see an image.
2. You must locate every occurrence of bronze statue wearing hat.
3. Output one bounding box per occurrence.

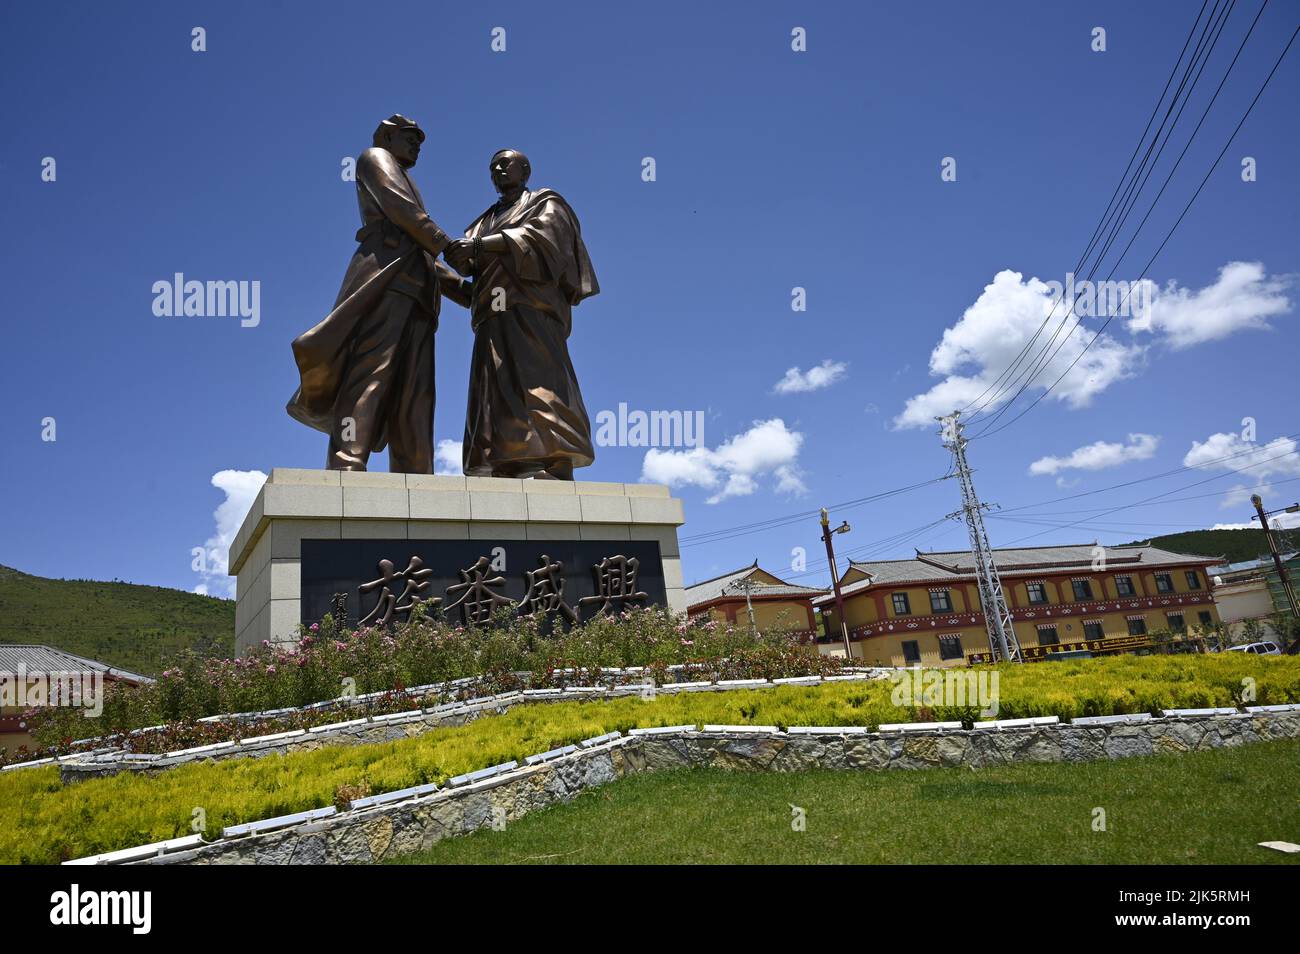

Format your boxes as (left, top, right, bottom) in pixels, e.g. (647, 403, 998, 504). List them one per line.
(286, 115, 470, 472)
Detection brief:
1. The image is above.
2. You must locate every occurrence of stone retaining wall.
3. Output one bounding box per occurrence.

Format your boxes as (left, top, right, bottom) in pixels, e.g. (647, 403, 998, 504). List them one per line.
(51, 674, 887, 783)
(60, 703, 1300, 865)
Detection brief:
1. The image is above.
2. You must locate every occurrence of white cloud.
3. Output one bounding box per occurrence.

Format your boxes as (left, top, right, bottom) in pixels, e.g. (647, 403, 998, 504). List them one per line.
(434, 439, 462, 476)
(196, 469, 267, 598)
(1129, 261, 1293, 349)
(894, 270, 1145, 429)
(1183, 431, 1300, 517)
(642, 418, 805, 504)
(1183, 432, 1300, 481)
(773, 359, 848, 394)
(895, 263, 1293, 430)
(1029, 433, 1160, 476)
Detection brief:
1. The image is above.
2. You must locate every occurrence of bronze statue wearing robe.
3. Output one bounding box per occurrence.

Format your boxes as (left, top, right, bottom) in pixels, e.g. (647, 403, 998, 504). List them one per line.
(457, 161, 599, 480)
(286, 115, 469, 473)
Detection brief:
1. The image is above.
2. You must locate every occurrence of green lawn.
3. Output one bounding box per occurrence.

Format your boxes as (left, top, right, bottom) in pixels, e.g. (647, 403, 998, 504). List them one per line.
(388, 739, 1300, 865)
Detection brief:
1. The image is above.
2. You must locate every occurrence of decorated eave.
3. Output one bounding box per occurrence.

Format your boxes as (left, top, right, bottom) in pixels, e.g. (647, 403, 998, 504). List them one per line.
(811, 542, 1220, 607)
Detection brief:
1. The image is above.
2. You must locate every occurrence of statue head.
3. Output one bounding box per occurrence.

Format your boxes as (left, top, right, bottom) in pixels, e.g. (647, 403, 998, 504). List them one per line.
(490, 149, 531, 194)
(373, 115, 426, 168)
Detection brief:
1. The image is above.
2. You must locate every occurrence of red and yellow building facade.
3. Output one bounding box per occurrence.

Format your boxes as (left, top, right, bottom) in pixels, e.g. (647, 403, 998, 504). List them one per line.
(686, 562, 825, 637)
(814, 543, 1221, 667)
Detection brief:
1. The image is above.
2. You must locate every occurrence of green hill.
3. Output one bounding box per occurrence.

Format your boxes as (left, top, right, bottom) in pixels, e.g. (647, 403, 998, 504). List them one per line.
(0, 565, 235, 677)
(1128, 527, 1298, 565)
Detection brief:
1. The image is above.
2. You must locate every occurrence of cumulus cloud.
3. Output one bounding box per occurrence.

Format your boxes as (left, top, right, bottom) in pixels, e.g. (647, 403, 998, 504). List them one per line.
(894, 270, 1144, 429)
(642, 418, 805, 504)
(895, 263, 1293, 430)
(434, 439, 463, 476)
(1183, 431, 1300, 517)
(1028, 433, 1160, 476)
(1129, 261, 1293, 349)
(195, 469, 267, 597)
(1183, 432, 1300, 481)
(773, 359, 848, 394)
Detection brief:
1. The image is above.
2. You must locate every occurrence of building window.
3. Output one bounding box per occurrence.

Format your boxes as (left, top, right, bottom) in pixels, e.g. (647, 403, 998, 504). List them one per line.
(1115, 575, 1135, 596)
(929, 589, 953, 613)
(902, 640, 921, 664)
(1026, 582, 1048, 605)
(1037, 625, 1059, 646)
(1198, 611, 1213, 626)
(1155, 573, 1174, 594)
(1127, 617, 1148, 636)
(1167, 613, 1185, 631)
(1084, 621, 1104, 640)
(1071, 579, 1093, 601)
(1185, 570, 1202, 590)
(938, 634, 963, 660)
(892, 593, 911, 616)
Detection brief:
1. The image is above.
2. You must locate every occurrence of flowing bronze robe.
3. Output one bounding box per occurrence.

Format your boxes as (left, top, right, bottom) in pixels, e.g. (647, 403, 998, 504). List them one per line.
(286, 146, 468, 470)
(462, 188, 599, 478)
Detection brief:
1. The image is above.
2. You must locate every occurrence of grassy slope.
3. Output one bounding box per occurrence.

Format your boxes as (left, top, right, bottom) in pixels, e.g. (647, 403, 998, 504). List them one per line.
(0, 565, 235, 676)
(1130, 527, 1290, 564)
(390, 741, 1300, 865)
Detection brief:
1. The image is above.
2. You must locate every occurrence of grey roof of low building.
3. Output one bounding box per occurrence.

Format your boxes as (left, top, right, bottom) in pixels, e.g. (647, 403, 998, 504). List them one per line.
(0, 644, 153, 684)
(685, 561, 826, 607)
(812, 542, 1217, 605)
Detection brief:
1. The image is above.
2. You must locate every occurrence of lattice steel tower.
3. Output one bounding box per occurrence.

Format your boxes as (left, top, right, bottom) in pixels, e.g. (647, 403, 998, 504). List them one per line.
(937, 413, 1023, 663)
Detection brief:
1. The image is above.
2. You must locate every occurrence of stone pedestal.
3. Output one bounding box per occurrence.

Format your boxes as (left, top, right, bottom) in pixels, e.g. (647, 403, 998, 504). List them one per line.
(228, 469, 687, 654)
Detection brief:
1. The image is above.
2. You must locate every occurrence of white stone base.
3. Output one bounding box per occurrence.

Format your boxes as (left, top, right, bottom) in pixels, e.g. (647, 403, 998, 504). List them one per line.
(229, 469, 687, 654)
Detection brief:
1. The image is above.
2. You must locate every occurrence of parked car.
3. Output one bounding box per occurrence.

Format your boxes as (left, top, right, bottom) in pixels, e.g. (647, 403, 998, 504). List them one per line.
(1227, 641, 1282, 655)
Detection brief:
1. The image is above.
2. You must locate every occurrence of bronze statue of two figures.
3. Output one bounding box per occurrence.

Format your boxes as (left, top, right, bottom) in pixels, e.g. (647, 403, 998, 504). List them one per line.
(286, 115, 599, 480)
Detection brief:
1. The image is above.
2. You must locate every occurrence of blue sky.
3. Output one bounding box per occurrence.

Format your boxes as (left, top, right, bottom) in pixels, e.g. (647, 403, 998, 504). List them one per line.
(2, 0, 1297, 598)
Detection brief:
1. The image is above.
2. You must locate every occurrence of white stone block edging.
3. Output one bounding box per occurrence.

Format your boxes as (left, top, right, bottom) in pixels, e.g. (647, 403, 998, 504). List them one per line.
(18, 664, 896, 772)
(61, 706, 1300, 866)
(44, 674, 889, 780)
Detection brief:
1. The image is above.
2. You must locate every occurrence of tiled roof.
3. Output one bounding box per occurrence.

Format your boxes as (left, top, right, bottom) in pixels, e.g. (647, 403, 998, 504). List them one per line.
(685, 562, 826, 607)
(0, 644, 153, 684)
(812, 542, 1217, 605)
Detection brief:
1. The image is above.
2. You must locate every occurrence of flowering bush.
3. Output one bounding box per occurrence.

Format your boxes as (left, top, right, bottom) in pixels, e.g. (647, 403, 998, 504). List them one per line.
(14, 608, 841, 762)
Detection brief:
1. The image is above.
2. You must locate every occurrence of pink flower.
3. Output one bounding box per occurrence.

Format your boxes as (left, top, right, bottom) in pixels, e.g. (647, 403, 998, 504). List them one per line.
(309, 623, 319, 632)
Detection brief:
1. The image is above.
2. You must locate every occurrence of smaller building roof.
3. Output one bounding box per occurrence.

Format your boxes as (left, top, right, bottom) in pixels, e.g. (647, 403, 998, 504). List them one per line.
(0, 644, 153, 684)
(685, 561, 827, 608)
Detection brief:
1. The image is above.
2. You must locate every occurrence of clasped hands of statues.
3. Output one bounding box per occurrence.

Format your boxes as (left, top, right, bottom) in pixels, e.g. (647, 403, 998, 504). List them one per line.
(443, 233, 507, 277)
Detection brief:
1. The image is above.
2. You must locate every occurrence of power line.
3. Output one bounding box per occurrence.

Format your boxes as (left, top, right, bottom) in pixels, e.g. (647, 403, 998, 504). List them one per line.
(963, 0, 1235, 423)
(972, 13, 1297, 440)
(956, 0, 1216, 417)
(968, 0, 1260, 433)
(678, 475, 950, 547)
(993, 446, 1300, 546)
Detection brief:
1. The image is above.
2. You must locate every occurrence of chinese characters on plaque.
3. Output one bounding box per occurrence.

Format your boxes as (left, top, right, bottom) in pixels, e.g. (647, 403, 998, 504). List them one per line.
(331, 553, 648, 630)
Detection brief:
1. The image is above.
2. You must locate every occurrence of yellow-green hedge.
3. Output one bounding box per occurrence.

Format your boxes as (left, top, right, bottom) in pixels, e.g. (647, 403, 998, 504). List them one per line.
(4, 655, 1297, 865)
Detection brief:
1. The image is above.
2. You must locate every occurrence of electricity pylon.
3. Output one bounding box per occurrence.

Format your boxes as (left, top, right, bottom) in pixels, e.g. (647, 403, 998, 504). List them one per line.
(938, 412, 1023, 663)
